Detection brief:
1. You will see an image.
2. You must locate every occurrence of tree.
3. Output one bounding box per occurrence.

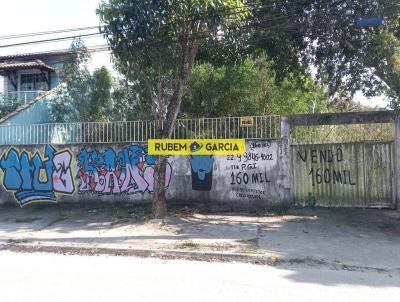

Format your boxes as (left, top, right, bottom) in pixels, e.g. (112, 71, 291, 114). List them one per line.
(98, 0, 248, 218)
(363, 28, 400, 107)
(300, 0, 399, 104)
(219, 0, 399, 104)
(182, 55, 328, 117)
(89, 67, 113, 121)
(50, 39, 114, 122)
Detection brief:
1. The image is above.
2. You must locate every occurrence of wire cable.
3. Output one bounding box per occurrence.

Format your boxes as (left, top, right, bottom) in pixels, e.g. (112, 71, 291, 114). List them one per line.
(0, 33, 104, 49)
(0, 26, 102, 40)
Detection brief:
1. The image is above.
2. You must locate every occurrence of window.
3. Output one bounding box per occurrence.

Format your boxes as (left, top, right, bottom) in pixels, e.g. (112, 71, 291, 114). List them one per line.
(20, 73, 48, 91)
(20, 74, 34, 91)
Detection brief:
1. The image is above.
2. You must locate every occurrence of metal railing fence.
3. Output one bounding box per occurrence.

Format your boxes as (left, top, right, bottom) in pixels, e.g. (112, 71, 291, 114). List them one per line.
(0, 90, 46, 107)
(0, 115, 281, 145)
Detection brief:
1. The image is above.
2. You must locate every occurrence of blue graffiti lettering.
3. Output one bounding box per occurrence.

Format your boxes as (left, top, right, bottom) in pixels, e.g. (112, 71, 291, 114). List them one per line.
(0, 146, 75, 206)
(76, 144, 172, 195)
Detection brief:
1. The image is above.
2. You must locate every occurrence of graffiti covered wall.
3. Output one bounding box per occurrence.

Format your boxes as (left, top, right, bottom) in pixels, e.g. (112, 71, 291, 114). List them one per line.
(76, 145, 171, 195)
(0, 140, 289, 210)
(0, 145, 74, 206)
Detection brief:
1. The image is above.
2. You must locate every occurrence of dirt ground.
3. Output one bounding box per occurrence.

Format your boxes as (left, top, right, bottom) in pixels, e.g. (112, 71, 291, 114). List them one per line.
(0, 203, 399, 270)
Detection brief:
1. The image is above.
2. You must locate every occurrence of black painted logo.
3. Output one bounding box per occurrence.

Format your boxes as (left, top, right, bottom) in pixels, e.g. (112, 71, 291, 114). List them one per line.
(190, 142, 203, 153)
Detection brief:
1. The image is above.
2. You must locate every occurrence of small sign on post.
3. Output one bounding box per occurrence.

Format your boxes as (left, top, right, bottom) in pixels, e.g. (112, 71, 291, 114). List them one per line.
(240, 117, 254, 127)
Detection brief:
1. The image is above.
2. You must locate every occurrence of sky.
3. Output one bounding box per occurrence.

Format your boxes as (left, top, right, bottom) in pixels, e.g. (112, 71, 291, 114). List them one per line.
(0, 0, 389, 108)
(0, 0, 112, 72)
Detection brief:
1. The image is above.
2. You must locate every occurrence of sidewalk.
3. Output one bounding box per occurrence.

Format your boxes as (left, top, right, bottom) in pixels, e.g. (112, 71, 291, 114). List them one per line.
(0, 203, 399, 271)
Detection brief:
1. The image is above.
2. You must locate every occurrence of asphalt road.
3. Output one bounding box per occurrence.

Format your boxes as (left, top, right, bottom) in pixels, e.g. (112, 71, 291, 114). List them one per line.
(0, 251, 399, 302)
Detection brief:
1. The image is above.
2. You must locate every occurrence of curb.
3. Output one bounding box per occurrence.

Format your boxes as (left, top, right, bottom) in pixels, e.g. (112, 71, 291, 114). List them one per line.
(0, 243, 279, 265)
(1, 243, 400, 274)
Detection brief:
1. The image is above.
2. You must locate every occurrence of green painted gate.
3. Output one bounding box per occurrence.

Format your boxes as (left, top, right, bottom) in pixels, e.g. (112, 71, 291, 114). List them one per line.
(292, 141, 395, 208)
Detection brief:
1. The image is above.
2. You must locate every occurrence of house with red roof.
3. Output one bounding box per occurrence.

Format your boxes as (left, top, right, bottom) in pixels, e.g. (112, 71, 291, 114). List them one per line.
(0, 50, 75, 144)
(0, 50, 73, 125)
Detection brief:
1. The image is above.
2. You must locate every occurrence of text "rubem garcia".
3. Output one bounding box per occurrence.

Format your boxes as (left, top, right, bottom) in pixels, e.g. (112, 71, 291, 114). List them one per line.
(148, 139, 246, 155)
(154, 142, 240, 152)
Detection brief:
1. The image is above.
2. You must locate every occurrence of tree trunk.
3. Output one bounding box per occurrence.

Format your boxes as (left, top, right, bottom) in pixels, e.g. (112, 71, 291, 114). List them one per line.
(151, 38, 199, 218)
(151, 95, 168, 218)
(152, 155, 168, 218)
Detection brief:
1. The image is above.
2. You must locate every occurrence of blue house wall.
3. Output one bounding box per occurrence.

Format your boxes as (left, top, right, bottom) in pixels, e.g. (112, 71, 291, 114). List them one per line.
(0, 51, 73, 143)
(1, 96, 52, 125)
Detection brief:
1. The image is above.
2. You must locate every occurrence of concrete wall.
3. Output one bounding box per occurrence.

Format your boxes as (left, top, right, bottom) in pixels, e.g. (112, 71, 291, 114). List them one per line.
(0, 139, 291, 211)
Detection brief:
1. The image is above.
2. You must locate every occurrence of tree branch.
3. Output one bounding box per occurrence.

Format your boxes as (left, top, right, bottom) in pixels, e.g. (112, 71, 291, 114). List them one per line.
(163, 34, 199, 138)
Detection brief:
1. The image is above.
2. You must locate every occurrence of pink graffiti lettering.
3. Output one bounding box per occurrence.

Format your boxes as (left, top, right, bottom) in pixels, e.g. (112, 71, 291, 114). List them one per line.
(120, 164, 149, 193)
(143, 164, 172, 192)
(103, 171, 122, 194)
(52, 151, 74, 194)
(76, 145, 173, 195)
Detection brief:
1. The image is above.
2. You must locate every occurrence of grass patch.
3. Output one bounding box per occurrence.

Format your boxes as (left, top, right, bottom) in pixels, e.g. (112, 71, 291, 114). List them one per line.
(129, 206, 153, 222)
(110, 216, 129, 226)
(14, 217, 41, 223)
(269, 256, 283, 265)
(31, 204, 59, 211)
(239, 246, 264, 254)
(288, 258, 308, 264)
(206, 243, 236, 252)
(175, 241, 201, 250)
(45, 213, 68, 228)
(237, 237, 263, 254)
(255, 206, 288, 217)
(110, 206, 153, 227)
(168, 205, 199, 217)
(237, 238, 258, 245)
(7, 238, 31, 244)
(175, 242, 244, 252)
(305, 193, 317, 207)
(87, 208, 100, 215)
(89, 204, 153, 225)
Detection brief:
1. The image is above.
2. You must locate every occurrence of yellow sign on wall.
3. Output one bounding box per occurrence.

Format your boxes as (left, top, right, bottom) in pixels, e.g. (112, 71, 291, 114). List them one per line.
(240, 117, 254, 127)
(148, 139, 246, 155)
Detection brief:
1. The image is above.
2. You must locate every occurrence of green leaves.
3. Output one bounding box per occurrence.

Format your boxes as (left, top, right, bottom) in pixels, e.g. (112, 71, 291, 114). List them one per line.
(97, 0, 248, 120)
(182, 55, 328, 117)
(50, 41, 115, 123)
(242, 0, 400, 104)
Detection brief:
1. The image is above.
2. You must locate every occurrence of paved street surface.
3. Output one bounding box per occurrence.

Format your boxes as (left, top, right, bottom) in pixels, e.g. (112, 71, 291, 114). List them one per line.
(0, 251, 399, 302)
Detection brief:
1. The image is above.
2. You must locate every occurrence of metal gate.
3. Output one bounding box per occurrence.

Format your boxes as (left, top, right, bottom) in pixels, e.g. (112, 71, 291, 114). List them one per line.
(292, 141, 395, 208)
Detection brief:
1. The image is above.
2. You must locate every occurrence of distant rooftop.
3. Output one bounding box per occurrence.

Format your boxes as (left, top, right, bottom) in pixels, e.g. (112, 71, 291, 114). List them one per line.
(0, 59, 55, 73)
(0, 50, 75, 62)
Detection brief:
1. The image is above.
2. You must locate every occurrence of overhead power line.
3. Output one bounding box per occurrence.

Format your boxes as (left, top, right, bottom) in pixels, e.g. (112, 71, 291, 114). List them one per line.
(0, 26, 102, 40)
(0, 1, 397, 50)
(0, 33, 104, 49)
(2, 0, 393, 40)
(0, 45, 111, 68)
